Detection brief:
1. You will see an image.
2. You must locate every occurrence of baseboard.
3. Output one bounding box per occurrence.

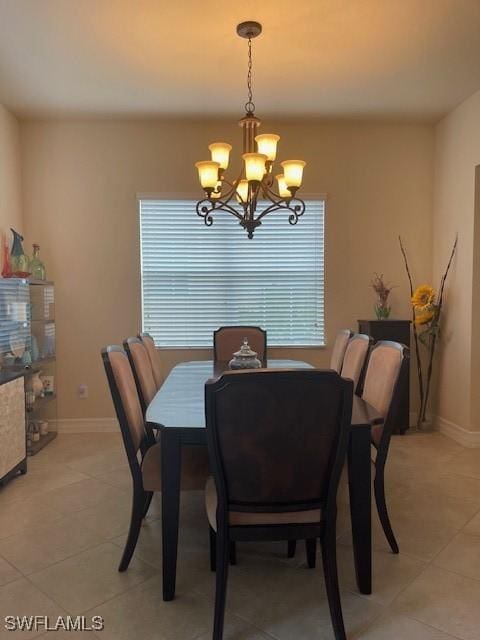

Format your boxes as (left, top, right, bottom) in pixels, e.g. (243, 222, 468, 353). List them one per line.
(435, 415, 480, 448)
(52, 418, 118, 433)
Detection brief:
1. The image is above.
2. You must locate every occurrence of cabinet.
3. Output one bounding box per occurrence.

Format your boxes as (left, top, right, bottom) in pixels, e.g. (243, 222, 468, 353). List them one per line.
(0, 278, 57, 455)
(357, 319, 411, 434)
(0, 372, 27, 484)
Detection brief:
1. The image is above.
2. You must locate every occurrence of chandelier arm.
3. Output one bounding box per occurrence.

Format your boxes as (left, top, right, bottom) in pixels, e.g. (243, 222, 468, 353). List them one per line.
(256, 197, 306, 224)
(196, 199, 215, 226)
(212, 201, 245, 220)
(197, 198, 244, 223)
(219, 169, 244, 204)
(261, 182, 285, 205)
(219, 168, 247, 207)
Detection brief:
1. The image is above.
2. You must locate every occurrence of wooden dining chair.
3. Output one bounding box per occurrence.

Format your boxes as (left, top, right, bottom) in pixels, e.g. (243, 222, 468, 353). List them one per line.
(213, 326, 267, 362)
(330, 329, 352, 373)
(361, 340, 410, 554)
(340, 333, 372, 395)
(205, 368, 353, 640)
(138, 332, 165, 389)
(102, 345, 210, 571)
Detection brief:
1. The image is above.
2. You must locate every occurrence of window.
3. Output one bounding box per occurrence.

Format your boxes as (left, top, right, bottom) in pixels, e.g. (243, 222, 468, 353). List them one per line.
(139, 198, 325, 348)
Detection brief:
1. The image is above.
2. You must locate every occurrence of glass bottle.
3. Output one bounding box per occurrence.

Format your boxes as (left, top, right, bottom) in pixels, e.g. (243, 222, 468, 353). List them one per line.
(29, 244, 46, 280)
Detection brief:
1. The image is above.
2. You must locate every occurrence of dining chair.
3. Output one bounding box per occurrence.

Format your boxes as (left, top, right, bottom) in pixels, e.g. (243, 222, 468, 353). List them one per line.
(340, 333, 372, 395)
(330, 329, 352, 373)
(138, 332, 164, 389)
(102, 345, 210, 571)
(124, 337, 158, 414)
(205, 368, 353, 640)
(213, 326, 267, 362)
(361, 340, 410, 554)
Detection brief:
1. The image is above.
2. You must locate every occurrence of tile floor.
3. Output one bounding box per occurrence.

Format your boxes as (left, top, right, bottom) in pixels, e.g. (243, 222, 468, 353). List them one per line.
(1, 431, 480, 639)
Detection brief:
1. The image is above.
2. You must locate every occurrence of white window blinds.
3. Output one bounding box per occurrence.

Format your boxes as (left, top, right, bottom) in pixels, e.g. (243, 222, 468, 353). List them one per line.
(139, 199, 325, 348)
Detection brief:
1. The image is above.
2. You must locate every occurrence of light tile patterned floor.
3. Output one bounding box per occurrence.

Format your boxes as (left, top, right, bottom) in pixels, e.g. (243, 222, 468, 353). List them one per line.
(0, 431, 479, 639)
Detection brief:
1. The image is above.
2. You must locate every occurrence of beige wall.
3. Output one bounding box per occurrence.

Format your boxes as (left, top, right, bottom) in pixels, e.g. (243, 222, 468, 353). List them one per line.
(20, 119, 433, 421)
(0, 105, 22, 237)
(433, 89, 480, 436)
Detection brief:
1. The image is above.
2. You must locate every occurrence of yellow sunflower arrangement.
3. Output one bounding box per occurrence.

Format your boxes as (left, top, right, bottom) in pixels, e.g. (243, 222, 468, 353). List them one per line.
(412, 284, 437, 326)
(411, 284, 435, 310)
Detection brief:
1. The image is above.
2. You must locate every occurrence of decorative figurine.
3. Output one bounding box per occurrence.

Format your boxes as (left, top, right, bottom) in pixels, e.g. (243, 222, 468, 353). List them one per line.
(10, 228, 30, 276)
(29, 244, 46, 280)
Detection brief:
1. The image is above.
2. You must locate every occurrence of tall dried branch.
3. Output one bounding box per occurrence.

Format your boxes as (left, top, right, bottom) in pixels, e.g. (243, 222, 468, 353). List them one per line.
(399, 235, 424, 426)
(421, 234, 458, 422)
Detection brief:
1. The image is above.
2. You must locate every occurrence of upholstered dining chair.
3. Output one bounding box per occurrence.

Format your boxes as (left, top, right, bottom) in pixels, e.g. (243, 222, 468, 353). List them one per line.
(213, 326, 267, 362)
(205, 368, 353, 640)
(361, 340, 410, 554)
(102, 345, 210, 571)
(330, 329, 352, 373)
(124, 337, 158, 414)
(138, 332, 164, 389)
(340, 333, 372, 395)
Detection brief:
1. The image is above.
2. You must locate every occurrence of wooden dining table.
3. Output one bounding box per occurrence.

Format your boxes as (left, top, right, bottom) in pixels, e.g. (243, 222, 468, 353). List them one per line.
(146, 359, 383, 601)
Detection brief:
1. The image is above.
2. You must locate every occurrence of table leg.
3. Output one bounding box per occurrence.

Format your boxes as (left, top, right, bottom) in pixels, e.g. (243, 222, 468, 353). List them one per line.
(348, 424, 372, 594)
(161, 430, 182, 601)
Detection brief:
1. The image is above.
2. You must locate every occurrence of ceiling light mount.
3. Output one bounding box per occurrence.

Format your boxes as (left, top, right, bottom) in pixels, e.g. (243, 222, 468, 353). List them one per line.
(236, 21, 262, 39)
(194, 20, 306, 238)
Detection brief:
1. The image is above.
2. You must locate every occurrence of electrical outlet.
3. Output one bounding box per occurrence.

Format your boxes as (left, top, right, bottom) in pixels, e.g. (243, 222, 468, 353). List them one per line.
(78, 384, 88, 399)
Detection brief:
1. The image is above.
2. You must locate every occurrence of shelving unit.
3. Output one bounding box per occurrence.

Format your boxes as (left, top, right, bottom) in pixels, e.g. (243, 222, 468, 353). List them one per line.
(0, 278, 57, 459)
(27, 430, 57, 456)
(26, 280, 57, 455)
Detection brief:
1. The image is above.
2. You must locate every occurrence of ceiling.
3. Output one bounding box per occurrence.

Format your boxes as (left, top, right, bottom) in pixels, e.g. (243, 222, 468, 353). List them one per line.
(0, 0, 480, 121)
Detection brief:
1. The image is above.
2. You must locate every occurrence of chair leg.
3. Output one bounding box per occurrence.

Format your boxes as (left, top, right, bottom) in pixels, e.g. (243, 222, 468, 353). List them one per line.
(143, 491, 154, 518)
(306, 538, 317, 568)
(118, 490, 144, 572)
(213, 528, 230, 640)
(209, 526, 216, 572)
(321, 527, 346, 640)
(287, 540, 297, 558)
(210, 530, 236, 570)
(374, 466, 399, 554)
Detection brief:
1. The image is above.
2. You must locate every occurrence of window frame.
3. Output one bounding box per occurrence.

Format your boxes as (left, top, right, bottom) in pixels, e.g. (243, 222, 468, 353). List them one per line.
(138, 192, 328, 350)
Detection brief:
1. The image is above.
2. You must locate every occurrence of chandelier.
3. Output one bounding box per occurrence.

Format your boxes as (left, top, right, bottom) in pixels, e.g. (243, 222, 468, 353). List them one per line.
(195, 21, 307, 239)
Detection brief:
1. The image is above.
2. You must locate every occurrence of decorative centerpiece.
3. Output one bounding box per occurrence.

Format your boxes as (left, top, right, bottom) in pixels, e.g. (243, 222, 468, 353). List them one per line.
(228, 338, 262, 370)
(371, 273, 394, 319)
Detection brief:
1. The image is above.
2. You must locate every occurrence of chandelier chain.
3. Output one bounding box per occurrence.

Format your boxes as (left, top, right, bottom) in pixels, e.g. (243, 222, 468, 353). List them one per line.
(245, 37, 255, 114)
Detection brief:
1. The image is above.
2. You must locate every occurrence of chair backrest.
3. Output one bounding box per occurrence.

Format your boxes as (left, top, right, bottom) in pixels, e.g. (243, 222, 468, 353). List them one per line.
(213, 326, 267, 362)
(205, 369, 353, 514)
(340, 334, 371, 394)
(330, 329, 352, 373)
(124, 337, 157, 412)
(139, 332, 164, 389)
(361, 340, 409, 446)
(101, 346, 148, 468)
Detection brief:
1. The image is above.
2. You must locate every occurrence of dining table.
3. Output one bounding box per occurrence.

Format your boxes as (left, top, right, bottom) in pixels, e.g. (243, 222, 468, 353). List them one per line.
(146, 359, 383, 601)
